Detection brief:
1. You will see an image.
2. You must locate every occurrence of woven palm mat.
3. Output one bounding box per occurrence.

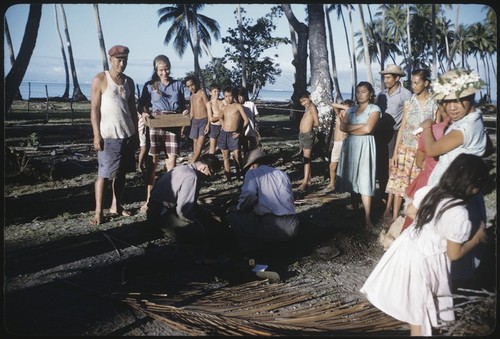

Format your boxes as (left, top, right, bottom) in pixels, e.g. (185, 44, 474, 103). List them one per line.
(113, 278, 408, 336)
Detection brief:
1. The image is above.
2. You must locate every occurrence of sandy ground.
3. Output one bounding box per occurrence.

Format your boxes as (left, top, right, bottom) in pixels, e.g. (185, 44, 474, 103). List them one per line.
(3, 102, 497, 336)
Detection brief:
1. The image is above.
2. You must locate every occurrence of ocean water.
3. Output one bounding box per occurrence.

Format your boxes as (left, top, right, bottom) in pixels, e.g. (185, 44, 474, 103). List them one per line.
(17, 81, 496, 104)
(18, 81, 296, 102)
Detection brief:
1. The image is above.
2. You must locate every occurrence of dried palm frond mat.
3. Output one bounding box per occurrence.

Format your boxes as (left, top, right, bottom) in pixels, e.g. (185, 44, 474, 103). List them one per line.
(113, 278, 409, 336)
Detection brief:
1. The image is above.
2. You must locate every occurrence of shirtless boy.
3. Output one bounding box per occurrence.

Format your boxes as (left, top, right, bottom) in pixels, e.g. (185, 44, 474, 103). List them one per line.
(185, 75, 209, 162)
(322, 99, 354, 193)
(298, 91, 320, 191)
(206, 83, 225, 154)
(218, 86, 249, 181)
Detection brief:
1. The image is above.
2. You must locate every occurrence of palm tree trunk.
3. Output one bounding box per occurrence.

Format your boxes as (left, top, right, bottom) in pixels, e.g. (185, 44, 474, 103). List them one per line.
(281, 4, 308, 107)
(405, 5, 412, 78)
(59, 4, 87, 101)
(308, 4, 333, 134)
(4, 17, 23, 100)
(53, 4, 70, 99)
(358, 4, 373, 84)
(325, 4, 342, 103)
(348, 6, 357, 97)
(237, 4, 247, 88)
(431, 5, 437, 80)
(93, 4, 108, 71)
(5, 4, 42, 109)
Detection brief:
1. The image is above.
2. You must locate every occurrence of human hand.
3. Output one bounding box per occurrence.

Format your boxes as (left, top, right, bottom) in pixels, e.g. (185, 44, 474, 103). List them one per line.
(419, 119, 434, 130)
(182, 109, 189, 116)
(474, 221, 488, 245)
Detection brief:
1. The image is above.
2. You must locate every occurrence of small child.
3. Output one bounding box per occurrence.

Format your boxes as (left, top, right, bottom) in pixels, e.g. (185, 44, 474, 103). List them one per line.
(218, 86, 249, 181)
(361, 153, 488, 336)
(297, 91, 320, 191)
(206, 83, 225, 154)
(321, 99, 354, 193)
(185, 75, 209, 163)
(237, 86, 260, 157)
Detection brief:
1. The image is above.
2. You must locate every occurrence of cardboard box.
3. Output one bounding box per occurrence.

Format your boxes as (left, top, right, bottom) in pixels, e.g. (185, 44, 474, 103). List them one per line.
(145, 114, 191, 128)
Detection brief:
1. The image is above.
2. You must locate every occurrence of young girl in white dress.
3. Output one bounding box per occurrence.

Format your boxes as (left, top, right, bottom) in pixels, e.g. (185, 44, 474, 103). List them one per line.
(360, 153, 488, 336)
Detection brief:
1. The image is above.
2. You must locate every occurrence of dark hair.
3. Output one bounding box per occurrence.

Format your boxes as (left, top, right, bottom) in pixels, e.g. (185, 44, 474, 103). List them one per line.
(341, 99, 355, 107)
(356, 81, 376, 103)
(237, 86, 249, 101)
(199, 153, 221, 175)
(209, 83, 220, 91)
(413, 154, 488, 234)
(299, 91, 310, 99)
(412, 68, 431, 83)
(184, 75, 198, 87)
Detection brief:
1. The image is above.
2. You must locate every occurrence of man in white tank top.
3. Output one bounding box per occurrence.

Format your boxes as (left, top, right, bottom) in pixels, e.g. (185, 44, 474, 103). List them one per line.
(90, 45, 138, 225)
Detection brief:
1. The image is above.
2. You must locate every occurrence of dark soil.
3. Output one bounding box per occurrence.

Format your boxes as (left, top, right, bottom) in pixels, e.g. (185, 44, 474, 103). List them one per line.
(3, 102, 497, 336)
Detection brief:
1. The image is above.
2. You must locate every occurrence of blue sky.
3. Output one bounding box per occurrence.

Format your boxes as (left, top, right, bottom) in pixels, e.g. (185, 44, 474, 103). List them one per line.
(3, 3, 496, 98)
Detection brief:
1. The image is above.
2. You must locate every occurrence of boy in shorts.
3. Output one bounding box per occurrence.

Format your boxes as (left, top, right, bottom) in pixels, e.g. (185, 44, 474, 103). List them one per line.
(322, 99, 354, 193)
(218, 86, 249, 181)
(206, 83, 225, 154)
(297, 91, 320, 191)
(185, 75, 209, 163)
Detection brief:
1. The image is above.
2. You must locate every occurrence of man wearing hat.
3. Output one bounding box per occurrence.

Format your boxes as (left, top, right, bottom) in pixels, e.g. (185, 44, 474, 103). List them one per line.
(374, 64, 412, 199)
(225, 148, 299, 255)
(90, 45, 139, 225)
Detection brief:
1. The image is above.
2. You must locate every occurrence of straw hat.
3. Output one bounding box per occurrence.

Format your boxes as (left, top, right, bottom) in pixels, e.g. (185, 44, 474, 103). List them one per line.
(242, 149, 275, 170)
(379, 64, 406, 76)
(432, 69, 484, 101)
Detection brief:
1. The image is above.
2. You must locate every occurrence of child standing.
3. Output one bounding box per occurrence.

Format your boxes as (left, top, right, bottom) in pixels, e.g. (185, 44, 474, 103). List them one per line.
(185, 75, 209, 163)
(361, 153, 488, 336)
(218, 86, 249, 181)
(237, 86, 260, 157)
(321, 99, 354, 193)
(206, 83, 225, 154)
(297, 91, 320, 191)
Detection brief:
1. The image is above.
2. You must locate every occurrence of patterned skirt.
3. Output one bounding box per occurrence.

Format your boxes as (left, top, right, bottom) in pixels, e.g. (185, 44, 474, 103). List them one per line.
(385, 145, 421, 197)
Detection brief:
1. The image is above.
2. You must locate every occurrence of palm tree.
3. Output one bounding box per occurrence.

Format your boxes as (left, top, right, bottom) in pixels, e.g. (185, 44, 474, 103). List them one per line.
(5, 4, 42, 109)
(93, 4, 108, 72)
(58, 4, 87, 101)
(157, 4, 220, 84)
(307, 4, 333, 135)
(237, 4, 247, 88)
(357, 4, 373, 84)
(4, 17, 22, 100)
(53, 4, 70, 99)
(281, 4, 308, 106)
(324, 4, 342, 103)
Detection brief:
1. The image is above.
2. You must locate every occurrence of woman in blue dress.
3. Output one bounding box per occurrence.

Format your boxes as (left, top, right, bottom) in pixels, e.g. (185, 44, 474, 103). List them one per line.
(336, 82, 381, 228)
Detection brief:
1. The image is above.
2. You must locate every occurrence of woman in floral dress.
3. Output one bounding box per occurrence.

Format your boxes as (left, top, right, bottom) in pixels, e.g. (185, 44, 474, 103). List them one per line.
(383, 69, 439, 222)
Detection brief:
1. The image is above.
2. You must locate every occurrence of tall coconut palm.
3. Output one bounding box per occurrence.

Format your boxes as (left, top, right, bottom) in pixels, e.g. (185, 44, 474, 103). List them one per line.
(53, 4, 70, 99)
(347, 5, 357, 98)
(357, 4, 373, 84)
(328, 4, 356, 98)
(58, 4, 87, 101)
(93, 4, 108, 71)
(281, 4, 308, 106)
(324, 4, 342, 102)
(4, 17, 23, 100)
(237, 4, 247, 88)
(5, 4, 42, 109)
(157, 4, 220, 84)
(307, 4, 333, 135)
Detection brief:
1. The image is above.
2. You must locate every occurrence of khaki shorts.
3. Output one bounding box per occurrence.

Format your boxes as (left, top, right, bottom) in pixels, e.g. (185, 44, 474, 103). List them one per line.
(330, 140, 343, 163)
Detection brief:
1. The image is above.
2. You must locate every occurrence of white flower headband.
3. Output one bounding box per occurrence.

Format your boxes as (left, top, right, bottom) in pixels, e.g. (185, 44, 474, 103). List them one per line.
(432, 70, 485, 99)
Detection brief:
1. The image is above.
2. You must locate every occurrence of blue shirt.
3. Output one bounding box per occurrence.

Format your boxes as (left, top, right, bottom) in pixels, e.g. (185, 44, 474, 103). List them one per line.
(377, 84, 412, 130)
(237, 165, 296, 216)
(139, 77, 186, 112)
